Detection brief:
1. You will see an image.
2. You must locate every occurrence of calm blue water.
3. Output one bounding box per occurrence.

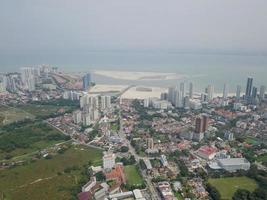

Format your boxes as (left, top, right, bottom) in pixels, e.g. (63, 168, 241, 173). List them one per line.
(0, 51, 266, 92)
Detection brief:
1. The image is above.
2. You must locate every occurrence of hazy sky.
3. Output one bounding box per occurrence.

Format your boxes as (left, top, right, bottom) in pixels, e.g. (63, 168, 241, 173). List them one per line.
(1, 0, 267, 54)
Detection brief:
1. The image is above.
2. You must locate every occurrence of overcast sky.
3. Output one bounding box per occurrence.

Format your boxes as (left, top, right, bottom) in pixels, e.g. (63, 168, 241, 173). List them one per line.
(1, 0, 267, 54)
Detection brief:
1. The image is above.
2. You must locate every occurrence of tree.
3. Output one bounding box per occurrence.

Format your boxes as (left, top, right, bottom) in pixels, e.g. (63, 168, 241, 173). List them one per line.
(206, 183, 221, 200)
(232, 189, 252, 200)
(120, 146, 129, 153)
(95, 171, 105, 181)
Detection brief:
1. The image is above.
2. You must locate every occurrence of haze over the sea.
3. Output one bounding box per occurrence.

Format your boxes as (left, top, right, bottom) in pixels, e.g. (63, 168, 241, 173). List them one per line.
(0, 51, 266, 93)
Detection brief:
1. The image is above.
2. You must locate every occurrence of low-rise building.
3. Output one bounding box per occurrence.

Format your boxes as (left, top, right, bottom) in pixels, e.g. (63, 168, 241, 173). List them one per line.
(218, 158, 250, 172)
(197, 146, 217, 160)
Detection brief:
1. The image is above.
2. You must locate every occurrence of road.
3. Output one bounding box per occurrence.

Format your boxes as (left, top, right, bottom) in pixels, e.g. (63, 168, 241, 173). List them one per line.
(118, 106, 161, 200)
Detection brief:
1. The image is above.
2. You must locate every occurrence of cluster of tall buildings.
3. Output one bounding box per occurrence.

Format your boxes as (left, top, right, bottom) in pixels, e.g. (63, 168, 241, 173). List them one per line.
(243, 77, 266, 104)
(167, 82, 192, 108)
(0, 73, 19, 93)
(20, 67, 40, 91)
(201, 85, 214, 102)
(73, 94, 111, 126)
(165, 77, 266, 108)
(63, 90, 81, 101)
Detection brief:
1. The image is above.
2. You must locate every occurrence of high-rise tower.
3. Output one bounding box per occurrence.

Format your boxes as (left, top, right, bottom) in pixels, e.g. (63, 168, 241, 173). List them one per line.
(245, 77, 253, 98)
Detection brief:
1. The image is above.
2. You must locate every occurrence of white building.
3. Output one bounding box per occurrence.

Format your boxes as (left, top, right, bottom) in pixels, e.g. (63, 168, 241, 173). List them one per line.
(73, 110, 82, 124)
(218, 158, 250, 172)
(100, 95, 111, 110)
(82, 112, 91, 126)
(189, 99, 202, 110)
(160, 155, 168, 167)
(80, 94, 99, 109)
(223, 83, 228, 99)
(103, 153, 116, 170)
(21, 67, 36, 91)
(0, 82, 6, 93)
(63, 90, 80, 100)
(206, 85, 214, 101)
(143, 98, 150, 108)
(82, 177, 96, 192)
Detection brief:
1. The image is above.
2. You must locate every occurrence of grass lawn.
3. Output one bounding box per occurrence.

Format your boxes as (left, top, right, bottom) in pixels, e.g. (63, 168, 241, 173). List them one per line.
(124, 165, 143, 186)
(0, 145, 102, 200)
(208, 177, 258, 200)
(245, 137, 260, 145)
(0, 105, 35, 126)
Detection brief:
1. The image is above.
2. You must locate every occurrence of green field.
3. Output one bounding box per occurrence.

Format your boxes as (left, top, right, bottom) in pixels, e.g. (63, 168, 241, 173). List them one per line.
(124, 165, 143, 186)
(0, 121, 69, 161)
(15, 104, 72, 118)
(0, 145, 102, 200)
(0, 105, 34, 126)
(208, 177, 258, 200)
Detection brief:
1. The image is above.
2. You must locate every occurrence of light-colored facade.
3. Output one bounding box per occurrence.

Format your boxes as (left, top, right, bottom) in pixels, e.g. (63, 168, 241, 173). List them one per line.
(103, 153, 116, 170)
(218, 158, 250, 172)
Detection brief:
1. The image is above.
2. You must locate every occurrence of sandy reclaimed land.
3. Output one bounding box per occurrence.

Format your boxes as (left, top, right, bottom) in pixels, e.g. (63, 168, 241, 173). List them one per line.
(89, 84, 129, 93)
(121, 86, 168, 100)
(93, 70, 185, 81)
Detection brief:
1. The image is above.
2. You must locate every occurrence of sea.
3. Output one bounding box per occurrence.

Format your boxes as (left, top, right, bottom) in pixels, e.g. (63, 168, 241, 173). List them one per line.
(0, 51, 267, 93)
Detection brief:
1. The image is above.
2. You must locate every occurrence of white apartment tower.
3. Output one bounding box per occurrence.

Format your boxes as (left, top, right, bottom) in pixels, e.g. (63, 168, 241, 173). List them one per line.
(21, 67, 36, 91)
(103, 153, 116, 170)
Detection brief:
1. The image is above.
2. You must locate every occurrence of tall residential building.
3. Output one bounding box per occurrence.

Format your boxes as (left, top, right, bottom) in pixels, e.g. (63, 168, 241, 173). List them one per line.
(180, 82, 185, 98)
(80, 94, 99, 109)
(252, 87, 257, 99)
(168, 86, 176, 104)
(103, 153, 116, 170)
(81, 112, 91, 126)
(82, 73, 91, 91)
(4, 74, 18, 92)
(101, 96, 111, 110)
(236, 85, 241, 100)
(195, 117, 203, 134)
(0, 82, 5, 93)
(189, 82, 193, 99)
(206, 85, 214, 101)
(21, 67, 36, 91)
(73, 110, 82, 124)
(174, 90, 183, 108)
(245, 77, 253, 98)
(223, 83, 228, 99)
(195, 115, 209, 133)
(202, 115, 209, 132)
(259, 85, 266, 101)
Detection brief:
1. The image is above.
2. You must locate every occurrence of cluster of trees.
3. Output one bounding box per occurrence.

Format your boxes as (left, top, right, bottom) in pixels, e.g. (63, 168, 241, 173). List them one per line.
(122, 182, 146, 191)
(95, 171, 105, 181)
(119, 146, 129, 153)
(233, 188, 267, 200)
(206, 183, 221, 200)
(116, 155, 136, 166)
(130, 139, 146, 155)
(68, 163, 92, 200)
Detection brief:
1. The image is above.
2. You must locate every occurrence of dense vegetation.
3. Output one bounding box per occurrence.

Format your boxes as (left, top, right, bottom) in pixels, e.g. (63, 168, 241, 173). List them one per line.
(0, 120, 70, 153)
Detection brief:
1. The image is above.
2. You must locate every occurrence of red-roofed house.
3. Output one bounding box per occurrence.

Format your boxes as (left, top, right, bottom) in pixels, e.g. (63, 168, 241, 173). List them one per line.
(197, 146, 217, 160)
